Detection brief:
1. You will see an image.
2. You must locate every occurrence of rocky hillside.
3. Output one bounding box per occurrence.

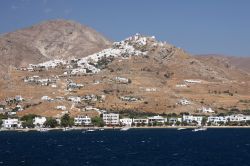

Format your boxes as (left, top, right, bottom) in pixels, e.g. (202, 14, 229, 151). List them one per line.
(1, 33, 249, 118)
(0, 19, 111, 74)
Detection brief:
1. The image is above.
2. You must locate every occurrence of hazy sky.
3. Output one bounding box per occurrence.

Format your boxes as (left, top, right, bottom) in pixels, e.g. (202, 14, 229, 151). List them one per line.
(1, 0, 250, 56)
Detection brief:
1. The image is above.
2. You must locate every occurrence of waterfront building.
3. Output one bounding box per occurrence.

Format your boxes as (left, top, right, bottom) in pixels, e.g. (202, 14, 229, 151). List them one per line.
(74, 115, 92, 126)
(2, 118, 21, 128)
(133, 118, 148, 125)
(120, 118, 133, 126)
(148, 115, 165, 124)
(33, 117, 47, 127)
(183, 115, 203, 125)
(207, 116, 227, 125)
(103, 113, 119, 126)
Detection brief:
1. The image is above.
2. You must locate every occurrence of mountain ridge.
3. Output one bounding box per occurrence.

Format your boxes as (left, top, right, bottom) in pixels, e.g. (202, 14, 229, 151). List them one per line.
(0, 19, 112, 74)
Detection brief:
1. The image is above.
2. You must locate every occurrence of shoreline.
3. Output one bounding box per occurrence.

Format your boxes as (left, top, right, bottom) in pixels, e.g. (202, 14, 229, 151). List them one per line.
(1, 125, 250, 132)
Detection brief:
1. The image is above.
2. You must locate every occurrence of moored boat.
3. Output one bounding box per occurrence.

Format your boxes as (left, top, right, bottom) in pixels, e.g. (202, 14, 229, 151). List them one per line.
(177, 127, 187, 130)
(62, 127, 73, 131)
(120, 126, 130, 131)
(192, 126, 207, 132)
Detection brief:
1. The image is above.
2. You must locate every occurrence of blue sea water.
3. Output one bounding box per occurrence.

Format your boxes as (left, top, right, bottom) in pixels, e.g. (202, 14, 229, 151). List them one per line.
(0, 128, 250, 166)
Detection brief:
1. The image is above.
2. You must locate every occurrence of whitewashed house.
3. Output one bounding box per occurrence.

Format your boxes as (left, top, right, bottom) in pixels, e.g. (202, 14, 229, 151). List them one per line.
(74, 115, 92, 126)
(102, 113, 119, 126)
(207, 116, 227, 125)
(68, 96, 81, 103)
(67, 82, 84, 89)
(133, 118, 148, 125)
(183, 115, 203, 125)
(184, 79, 202, 84)
(56, 106, 66, 111)
(33, 117, 46, 127)
(178, 99, 192, 105)
(41, 96, 53, 101)
(115, 77, 129, 84)
(120, 118, 133, 126)
(227, 114, 250, 122)
(148, 115, 165, 124)
(2, 118, 21, 128)
(200, 107, 215, 113)
(175, 84, 187, 88)
(15, 95, 24, 102)
(168, 117, 182, 124)
(145, 88, 157, 92)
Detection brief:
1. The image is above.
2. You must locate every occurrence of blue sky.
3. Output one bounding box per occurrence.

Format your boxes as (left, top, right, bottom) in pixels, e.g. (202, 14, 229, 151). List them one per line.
(1, 0, 250, 56)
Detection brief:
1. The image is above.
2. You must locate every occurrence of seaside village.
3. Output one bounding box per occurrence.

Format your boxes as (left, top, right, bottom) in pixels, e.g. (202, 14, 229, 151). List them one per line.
(1, 94, 250, 131)
(1, 34, 250, 131)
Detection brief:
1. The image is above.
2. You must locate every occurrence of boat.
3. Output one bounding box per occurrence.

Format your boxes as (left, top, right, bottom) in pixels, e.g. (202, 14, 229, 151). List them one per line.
(62, 127, 73, 131)
(177, 127, 187, 130)
(38, 128, 49, 132)
(99, 128, 105, 131)
(120, 126, 130, 131)
(86, 128, 95, 132)
(192, 126, 207, 132)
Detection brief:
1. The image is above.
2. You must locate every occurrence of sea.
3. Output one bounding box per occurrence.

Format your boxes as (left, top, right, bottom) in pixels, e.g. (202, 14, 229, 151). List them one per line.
(0, 128, 250, 166)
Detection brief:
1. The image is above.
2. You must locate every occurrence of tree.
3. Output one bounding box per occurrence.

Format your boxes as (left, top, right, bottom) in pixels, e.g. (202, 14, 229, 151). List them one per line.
(21, 114, 37, 128)
(207, 121, 212, 126)
(20, 114, 37, 121)
(201, 117, 207, 126)
(176, 121, 181, 126)
(181, 121, 188, 126)
(61, 114, 74, 127)
(91, 116, 104, 127)
(44, 118, 58, 128)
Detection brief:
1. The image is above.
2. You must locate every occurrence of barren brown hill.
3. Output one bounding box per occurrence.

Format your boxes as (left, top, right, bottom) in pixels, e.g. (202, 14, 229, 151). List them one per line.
(0, 19, 111, 74)
(0, 33, 249, 118)
(196, 54, 250, 73)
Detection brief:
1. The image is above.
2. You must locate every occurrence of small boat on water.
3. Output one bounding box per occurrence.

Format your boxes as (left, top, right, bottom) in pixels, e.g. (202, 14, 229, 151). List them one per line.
(192, 126, 207, 132)
(120, 126, 130, 131)
(177, 127, 187, 131)
(87, 129, 95, 132)
(62, 127, 73, 131)
(99, 128, 104, 131)
(84, 128, 96, 132)
(82, 129, 95, 133)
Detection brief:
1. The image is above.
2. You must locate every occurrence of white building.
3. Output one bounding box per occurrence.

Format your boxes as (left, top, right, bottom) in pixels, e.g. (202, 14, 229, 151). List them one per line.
(74, 116, 92, 126)
(41, 96, 53, 101)
(56, 105, 66, 111)
(175, 84, 187, 88)
(200, 107, 215, 113)
(33, 117, 47, 127)
(133, 118, 148, 125)
(184, 79, 202, 84)
(207, 116, 227, 125)
(120, 118, 133, 126)
(103, 113, 119, 126)
(183, 115, 203, 125)
(227, 114, 250, 122)
(148, 115, 165, 124)
(2, 118, 21, 128)
(178, 99, 192, 105)
(207, 114, 250, 124)
(168, 117, 182, 124)
(115, 77, 129, 84)
(15, 95, 24, 102)
(68, 96, 81, 103)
